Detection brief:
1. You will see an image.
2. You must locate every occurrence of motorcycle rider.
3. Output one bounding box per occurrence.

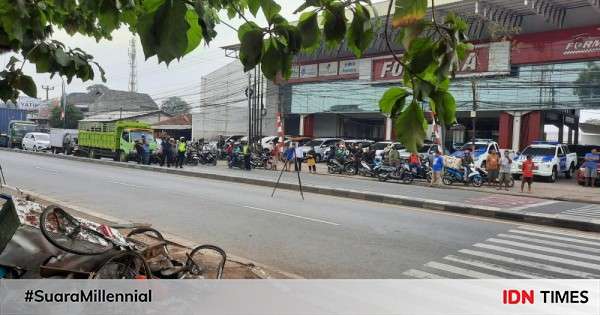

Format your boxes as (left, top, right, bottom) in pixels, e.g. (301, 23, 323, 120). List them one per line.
(462, 148, 474, 181)
(387, 144, 401, 168)
(409, 152, 421, 173)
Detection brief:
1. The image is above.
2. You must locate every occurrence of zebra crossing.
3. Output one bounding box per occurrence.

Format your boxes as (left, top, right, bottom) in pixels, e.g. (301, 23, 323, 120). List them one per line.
(560, 204, 600, 219)
(402, 225, 600, 279)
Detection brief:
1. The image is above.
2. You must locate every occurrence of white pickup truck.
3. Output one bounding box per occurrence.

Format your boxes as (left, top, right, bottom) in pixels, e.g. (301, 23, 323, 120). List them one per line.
(511, 141, 577, 182)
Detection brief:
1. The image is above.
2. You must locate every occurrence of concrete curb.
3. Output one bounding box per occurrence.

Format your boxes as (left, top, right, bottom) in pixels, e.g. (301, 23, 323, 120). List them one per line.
(4, 148, 600, 232)
(1, 184, 302, 279)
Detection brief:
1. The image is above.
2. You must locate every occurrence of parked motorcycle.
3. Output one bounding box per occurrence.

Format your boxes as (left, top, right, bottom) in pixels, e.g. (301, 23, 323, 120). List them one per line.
(476, 167, 515, 187)
(358, 159, 383, 177)
(185, 147, 200, 166)
(409, 162, 432, 182)
(198, 144, 218, 166)
(327, 158, 355, 175)
(228, 153, 246, 169)
(443, 165, 483, 187)
(377, 163, 413, 184)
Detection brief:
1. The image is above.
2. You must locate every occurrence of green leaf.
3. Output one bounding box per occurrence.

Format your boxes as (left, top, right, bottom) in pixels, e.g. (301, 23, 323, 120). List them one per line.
(396, 20, 426, 50)
(15, 74, 37, 98)
(138, 0, 191, 64)
(293, 0, 320, 13)
(247, 0, 260, 16)
(195, 3, 218, 43)
(238, 22, 264, 72)
(260, 0, 281, 24)
(184, 8, 202, 53)
(261, 38, 282, 80)
(322, 2, 346, 47)
(347, 4, 374, 58)
(98, 0, 120, 33)
(379, 87, 408, 117)
(392, 0, 427, 28)
(395, 101, 427, 153)
(54, 48, 71, 66)
(430, 91, 457, 126)
(297, 11, 320, 52)
(407, 37, 435, 74)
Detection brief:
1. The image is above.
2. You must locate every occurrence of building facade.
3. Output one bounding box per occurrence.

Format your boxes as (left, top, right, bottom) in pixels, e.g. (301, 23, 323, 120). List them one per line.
(273, 0, 600, 151)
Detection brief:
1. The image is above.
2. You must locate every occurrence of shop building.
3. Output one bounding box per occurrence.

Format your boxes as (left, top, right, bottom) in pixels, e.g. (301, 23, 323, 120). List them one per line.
(277, 0, 600, 151)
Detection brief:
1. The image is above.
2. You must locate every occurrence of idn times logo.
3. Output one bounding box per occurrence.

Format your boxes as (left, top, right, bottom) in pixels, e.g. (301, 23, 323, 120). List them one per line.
(503, 289, 589, 304)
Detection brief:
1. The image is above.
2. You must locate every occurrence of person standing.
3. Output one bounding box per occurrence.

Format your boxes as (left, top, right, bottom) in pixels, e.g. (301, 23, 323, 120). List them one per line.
(583, 149, 599, 187)
(521, 155, 536, 193)
(430, 150, 444, 187)
(176, 137, 186, 168)
(306, 149, 316, 174)
(142, 135, 151, 165)
(242, 140, 251, 170)
(161, 136, 172, 167)
(409, 152, 421, 173)
(294, 143, 304, 172)
(498, 150, 512, 191)
(485, 149, 500, 187)
(388, 146, 400, 168)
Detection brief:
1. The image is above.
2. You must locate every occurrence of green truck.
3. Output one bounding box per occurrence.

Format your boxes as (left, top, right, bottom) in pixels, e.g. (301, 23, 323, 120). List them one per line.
(8, 120, 38, 148)
(77, 120, 157, 162)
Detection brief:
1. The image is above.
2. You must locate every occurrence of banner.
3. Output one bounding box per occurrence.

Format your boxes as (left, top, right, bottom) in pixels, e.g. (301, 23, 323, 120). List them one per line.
(1, 280, 599, 315)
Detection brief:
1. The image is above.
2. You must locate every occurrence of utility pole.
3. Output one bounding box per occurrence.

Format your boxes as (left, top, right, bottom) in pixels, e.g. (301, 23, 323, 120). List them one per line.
(61, 79, 66, 128)
(471, 80, 478, 147)
(246, 73, 253, 142)
(41, 85, 54, 100)
(128, 36, 138, 92)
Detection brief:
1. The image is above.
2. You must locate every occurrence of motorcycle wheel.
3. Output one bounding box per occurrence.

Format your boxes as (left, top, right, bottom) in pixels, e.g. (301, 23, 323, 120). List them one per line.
(426, 172, 432, 183)
(442, 176, 453, 185)
(378, 173, 389, 182)
(508, 178, 515, 188)
(471, 175, 483, 187)
(344, 165, 356, 175)
(212, 159, 217, 166)
(401, 173, 414, 184)
(327, 165, 336, 174)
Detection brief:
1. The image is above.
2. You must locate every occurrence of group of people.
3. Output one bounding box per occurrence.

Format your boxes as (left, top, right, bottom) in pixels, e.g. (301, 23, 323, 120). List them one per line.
(481, 149, 526, 192)
(155, 135, 187, 168)
(223, 140, 252, 170)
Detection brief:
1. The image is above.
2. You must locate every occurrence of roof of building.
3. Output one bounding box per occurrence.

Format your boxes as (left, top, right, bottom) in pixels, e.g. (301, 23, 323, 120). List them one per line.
(67, 85, 158, 114)
(80, 110, 170, 122)
(151, 114, 192, 129)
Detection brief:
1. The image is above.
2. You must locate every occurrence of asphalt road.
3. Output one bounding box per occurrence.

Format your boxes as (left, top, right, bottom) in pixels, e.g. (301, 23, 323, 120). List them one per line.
(3, 150, 600, 279)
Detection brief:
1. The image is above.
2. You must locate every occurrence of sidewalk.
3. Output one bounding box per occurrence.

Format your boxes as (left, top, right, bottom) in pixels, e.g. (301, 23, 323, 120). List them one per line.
(4, 148, 600, 232)
(308, 162, 600, 204)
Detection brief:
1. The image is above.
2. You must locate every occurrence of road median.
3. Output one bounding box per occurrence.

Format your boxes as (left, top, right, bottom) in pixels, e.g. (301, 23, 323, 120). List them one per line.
(4, 148, 600, 233)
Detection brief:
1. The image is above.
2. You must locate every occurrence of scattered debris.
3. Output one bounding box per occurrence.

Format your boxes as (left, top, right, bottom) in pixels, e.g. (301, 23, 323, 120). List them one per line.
(0, 194, 237, 279)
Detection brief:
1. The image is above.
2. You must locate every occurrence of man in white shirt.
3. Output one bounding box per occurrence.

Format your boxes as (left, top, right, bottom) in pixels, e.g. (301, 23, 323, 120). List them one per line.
(294, 143, 304, 172)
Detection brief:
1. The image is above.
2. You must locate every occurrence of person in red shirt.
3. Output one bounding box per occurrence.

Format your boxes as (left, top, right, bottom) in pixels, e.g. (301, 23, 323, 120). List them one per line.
(521, 155, 536, 193)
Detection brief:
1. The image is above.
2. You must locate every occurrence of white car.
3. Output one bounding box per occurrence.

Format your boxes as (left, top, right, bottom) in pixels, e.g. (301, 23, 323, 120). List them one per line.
(299, 138, 342, 162)
(451, 140, 500, 169)
(511, 141, 577, 182)
(22, 132, 50, 151)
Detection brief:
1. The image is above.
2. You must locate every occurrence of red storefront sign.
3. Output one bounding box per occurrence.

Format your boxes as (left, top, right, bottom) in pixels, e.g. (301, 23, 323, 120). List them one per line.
(511, 25, 600, 65)
(372, 45, 492, 81)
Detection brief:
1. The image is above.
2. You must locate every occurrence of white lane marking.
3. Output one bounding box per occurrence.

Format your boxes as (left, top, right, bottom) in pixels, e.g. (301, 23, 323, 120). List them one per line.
(509, 229, 600, 247)
(424, 261, 501, 279)
(443, 255, 540, 278)
(459, 249, 599, 278)
(487, 238, 600, 261)
(519, 225, 600, 241)
(402, 269, 444, 279)
(473, 243, 600, 270)
(497, 233, 600, 254)
(108, 181, 145, 188)
(243, 205, 340, 226)
(34, 166, 58, 174)
(511, 200, 558, 211)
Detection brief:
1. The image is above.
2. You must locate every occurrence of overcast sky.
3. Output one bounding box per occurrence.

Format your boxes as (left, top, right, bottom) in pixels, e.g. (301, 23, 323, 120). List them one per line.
(0, 1, 307, 104)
